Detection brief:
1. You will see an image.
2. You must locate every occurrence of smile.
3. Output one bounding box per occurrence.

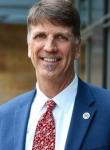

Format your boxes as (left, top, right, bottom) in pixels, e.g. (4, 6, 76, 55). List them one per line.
(41, 57, 61, 62)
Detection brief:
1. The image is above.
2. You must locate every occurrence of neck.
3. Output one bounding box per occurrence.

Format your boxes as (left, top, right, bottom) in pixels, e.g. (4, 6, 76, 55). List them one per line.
(37, 72, 75, 98)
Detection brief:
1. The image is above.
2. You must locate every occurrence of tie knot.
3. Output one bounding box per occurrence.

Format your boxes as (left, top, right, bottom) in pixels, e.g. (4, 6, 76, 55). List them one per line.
(45, 100, 56, 111)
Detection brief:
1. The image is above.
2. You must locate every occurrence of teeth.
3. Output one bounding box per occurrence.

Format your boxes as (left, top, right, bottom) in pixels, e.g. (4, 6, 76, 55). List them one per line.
(44, 58, 57, 62)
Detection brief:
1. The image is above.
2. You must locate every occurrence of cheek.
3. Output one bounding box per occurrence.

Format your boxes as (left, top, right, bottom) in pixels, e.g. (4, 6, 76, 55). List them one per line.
(62, 45, 74, 62)
(65, 47, 76, 69)
(29, 42, 43, 66)
(30, 41, 43, 53)
(67, 52, 74, 66)
(29, 42, 38, 58)
(60, 50, 73, 71)
(28, 44, 37, 65)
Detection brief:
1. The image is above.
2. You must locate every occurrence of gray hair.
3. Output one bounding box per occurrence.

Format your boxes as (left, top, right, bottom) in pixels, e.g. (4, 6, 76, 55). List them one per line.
(27, 0, 80, 39)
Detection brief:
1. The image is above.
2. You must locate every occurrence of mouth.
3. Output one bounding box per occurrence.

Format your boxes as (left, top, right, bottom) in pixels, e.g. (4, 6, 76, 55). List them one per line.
(40, 57, 61, 63)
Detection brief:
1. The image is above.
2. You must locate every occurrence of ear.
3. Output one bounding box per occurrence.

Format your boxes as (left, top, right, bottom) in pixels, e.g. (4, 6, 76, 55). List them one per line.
(28, 48, 31, 58)
(74, 40, 81, 59)
(27, 43, 31, 58)
(75, 45, 80, 59)
(27, 34, 31, 58)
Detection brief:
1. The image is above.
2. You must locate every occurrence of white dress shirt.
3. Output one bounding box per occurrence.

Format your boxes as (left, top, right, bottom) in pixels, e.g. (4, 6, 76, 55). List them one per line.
(25, 74, 78, 150)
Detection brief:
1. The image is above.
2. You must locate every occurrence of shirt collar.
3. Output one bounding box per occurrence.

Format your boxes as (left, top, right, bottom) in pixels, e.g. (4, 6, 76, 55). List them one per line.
(35, 74, 78, 113)
(34, 84, 49, 112)
(54, 74, 78, 113)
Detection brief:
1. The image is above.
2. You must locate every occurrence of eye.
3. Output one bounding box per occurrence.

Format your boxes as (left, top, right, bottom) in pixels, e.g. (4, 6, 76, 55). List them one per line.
(55, 34, 69, 42)
(33, 33, 46, 40)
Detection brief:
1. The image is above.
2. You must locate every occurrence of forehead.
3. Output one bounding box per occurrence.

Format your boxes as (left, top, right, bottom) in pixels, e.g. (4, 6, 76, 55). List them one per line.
(29, 20, 73, 35)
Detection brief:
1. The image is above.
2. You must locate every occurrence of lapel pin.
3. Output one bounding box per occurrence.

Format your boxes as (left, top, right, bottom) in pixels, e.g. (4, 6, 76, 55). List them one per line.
(83, 112, 90, 120)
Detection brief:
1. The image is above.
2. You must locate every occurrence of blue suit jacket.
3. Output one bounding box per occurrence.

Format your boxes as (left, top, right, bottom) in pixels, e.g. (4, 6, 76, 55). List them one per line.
(0, 78, 110, 150)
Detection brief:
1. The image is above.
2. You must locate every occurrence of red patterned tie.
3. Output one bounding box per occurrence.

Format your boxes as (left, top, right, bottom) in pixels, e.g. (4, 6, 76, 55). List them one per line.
(32, 100, 56, 150)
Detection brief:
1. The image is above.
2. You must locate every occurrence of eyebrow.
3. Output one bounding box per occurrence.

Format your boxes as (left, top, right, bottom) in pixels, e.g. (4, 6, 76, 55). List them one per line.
(32, 31, 72, 36)
(54, 32, 72, 36)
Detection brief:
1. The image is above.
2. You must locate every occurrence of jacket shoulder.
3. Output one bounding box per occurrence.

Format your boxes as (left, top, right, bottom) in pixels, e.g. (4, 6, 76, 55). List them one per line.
(79, 78, 110, 108)
(0, 89, 36, 113)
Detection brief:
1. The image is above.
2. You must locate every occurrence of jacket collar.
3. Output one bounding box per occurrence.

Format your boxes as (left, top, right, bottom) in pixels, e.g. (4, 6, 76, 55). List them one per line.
(65, 78, 96, 150)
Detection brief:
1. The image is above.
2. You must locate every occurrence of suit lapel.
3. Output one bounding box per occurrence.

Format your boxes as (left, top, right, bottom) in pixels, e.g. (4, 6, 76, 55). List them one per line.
(65, 79, 96, 150)
(13, 102, 32, 149)
(13, 90, 36, 150)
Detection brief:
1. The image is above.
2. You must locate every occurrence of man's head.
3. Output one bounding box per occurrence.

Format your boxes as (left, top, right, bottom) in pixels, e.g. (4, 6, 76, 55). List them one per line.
(27, 0, 80, 40)
(27, 0, 81, 95)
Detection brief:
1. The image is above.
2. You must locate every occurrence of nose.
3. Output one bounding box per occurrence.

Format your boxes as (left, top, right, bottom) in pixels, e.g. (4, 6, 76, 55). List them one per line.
(43, 37, 57, 52)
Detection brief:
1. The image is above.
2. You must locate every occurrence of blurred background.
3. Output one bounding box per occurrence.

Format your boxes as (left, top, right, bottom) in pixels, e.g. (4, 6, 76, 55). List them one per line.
(0, 0, 110, 104)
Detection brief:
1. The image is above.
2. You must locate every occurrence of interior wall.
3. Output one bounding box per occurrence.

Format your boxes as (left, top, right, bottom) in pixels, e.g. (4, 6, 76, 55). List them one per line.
(0, 23, 36, 104)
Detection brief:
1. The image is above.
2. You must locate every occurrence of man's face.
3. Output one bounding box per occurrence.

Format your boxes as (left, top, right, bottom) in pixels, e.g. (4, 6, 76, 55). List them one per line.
(27, 21, 80, 82)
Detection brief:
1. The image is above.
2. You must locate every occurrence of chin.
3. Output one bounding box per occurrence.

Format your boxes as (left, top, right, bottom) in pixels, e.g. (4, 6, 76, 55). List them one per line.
(41, 70, 58, 80)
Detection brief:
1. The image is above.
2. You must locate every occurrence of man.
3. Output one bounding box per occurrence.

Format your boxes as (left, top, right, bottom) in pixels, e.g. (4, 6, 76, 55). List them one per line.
(0, 0, 110, 150)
